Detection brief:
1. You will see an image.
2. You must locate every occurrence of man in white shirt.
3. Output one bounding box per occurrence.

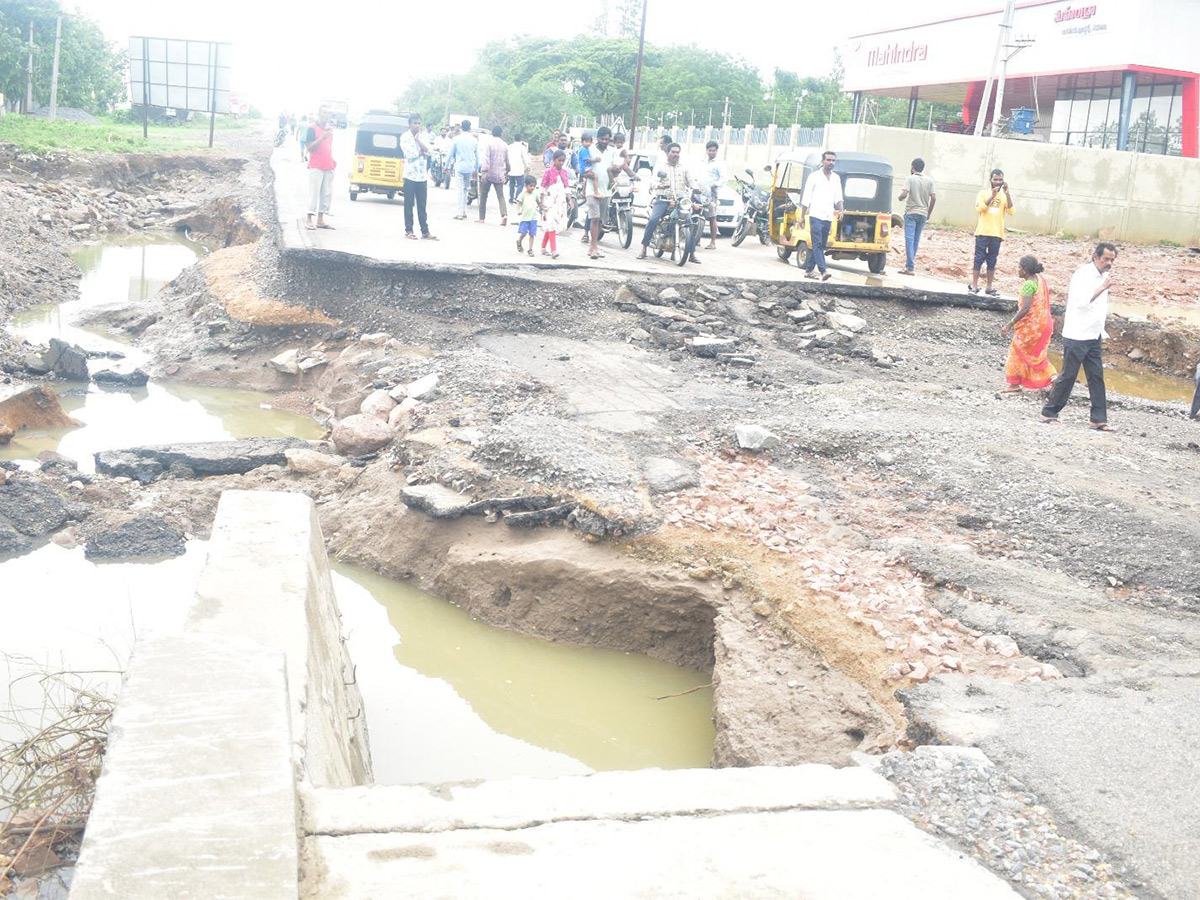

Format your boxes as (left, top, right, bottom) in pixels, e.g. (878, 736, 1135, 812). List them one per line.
(1040, 242, 1118, 430)
(507, 134, 530, 203)
(799, 150, 843, 281)
(695, 140, 728, 251)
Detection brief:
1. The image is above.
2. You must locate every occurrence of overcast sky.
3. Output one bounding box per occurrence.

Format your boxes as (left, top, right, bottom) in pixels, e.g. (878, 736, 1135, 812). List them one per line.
(77, 0, 1001, 115)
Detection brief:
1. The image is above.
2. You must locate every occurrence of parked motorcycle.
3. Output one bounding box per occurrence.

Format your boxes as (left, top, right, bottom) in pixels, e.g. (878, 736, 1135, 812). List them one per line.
(430, 151, 448, 189)
(273, 126, 288, 148)
(645, 190, 704, 267)
(730, 168, 770, 247)
(606, 176, 635, 249)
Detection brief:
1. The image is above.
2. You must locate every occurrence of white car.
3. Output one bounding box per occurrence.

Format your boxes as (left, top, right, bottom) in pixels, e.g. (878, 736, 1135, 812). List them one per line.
(627, 152, 743, 235)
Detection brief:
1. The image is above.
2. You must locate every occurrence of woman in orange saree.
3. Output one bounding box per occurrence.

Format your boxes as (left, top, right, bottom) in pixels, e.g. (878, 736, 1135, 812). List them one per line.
(1002, 255, 1057, 391)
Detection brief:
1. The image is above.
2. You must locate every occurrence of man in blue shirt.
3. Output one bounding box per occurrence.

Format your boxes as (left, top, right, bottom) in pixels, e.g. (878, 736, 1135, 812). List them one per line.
(447, 120, 479, 220)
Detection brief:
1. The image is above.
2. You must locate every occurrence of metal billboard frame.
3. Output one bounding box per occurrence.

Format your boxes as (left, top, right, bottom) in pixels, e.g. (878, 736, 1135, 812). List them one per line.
(128, 36, 232, 147)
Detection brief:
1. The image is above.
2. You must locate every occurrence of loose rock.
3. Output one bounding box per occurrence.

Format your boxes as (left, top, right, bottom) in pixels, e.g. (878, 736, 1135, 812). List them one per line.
(84, 513, 185, 560)
(331, 414, 394, 456)
(734, 424, 781, 451)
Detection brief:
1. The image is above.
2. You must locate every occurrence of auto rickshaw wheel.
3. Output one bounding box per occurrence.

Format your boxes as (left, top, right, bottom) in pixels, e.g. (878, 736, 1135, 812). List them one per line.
(386, 191, 396, 200)
(776, 245, 792, 262)
(349, 190, 358, 201)
(794, 243, 813, 270)
(867, 252, 887, 274)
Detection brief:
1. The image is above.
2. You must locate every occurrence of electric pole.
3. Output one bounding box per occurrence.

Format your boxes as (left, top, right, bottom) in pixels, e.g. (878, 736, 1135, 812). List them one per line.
(629, 0, 648, 149)
(975, 0, 1015, 137)
(25, 20, 34, 113)
(48, 16, 62, 121)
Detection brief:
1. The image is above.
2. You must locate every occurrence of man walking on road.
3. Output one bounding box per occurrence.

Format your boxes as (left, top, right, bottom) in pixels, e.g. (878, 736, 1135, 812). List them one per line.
(799, 150, 843, 280)
(447, 120, 479, 220)
(479, 125, 510, 225)
(969, 169, 1014, 296)
(898, 157, 935, 275)
(507, 133, 530, 203)
(1040, 243, 1119, 431)
(305, 106, 337, 231)
(399, 114, 437, 241)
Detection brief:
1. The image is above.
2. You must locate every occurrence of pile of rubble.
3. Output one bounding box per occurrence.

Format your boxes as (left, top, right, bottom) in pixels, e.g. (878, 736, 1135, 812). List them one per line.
(659, 452, 1063, 688)
(614, 281, 897, 369)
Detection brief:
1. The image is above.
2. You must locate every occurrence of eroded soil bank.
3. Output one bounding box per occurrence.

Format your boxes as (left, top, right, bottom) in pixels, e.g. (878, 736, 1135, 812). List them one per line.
(4, 138, 1199, 900)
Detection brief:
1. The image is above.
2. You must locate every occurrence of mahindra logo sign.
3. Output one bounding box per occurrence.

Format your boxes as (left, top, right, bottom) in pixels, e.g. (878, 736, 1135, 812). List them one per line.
(866, 41, 929, 67)
(1055, 4, 1097, 22)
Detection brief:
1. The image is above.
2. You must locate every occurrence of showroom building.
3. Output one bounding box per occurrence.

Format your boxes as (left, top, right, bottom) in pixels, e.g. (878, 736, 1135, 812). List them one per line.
(842, 0, 1199, 157)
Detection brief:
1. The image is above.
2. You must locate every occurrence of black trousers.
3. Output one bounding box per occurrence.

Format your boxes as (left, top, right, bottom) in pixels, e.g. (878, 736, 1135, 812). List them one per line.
(403, 179, 429, 236)
(1041, 337, 1107, 424)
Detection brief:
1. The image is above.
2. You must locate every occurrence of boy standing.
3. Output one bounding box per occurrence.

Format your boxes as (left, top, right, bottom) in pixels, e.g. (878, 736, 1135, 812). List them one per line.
(969, 169, 1014, 296)
(515, 175, 541, 257)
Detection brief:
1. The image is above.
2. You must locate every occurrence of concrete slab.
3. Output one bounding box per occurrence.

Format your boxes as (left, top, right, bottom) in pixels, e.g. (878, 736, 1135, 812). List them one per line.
(303, 764, 895, 835)
(189, 489, 371, 787)
(270, 139, 967, 293)
(69, 634, 298, 900)
(475, 333, 736, 433)
(303, 808, 1021, 899)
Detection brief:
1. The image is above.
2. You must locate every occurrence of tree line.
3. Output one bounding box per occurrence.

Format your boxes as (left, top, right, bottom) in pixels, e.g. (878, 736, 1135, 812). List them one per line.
(396, 36, 961, 140)
(0, 0, 125, 114)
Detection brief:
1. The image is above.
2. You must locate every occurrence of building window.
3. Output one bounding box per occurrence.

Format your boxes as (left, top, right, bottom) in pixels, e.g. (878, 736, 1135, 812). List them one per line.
(1049, 73, 1182, 156)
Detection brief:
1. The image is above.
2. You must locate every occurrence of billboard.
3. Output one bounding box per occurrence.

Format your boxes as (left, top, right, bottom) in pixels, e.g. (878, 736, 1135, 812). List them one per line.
(843, 0, 1155, 93)
(128, 37, 232, 114)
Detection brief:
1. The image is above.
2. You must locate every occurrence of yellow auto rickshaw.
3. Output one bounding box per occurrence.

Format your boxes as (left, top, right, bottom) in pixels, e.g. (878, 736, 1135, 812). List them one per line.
(768, 151, 898, 274)
(349, 111, 410, 202)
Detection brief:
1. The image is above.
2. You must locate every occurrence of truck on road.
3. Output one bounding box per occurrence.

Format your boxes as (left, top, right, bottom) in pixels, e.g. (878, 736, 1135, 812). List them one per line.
(322, 98, 349, 129)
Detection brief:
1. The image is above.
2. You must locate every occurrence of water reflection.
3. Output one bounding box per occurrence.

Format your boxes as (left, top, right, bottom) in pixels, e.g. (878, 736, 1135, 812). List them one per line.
(2, 235, 321, 468)
(334, 563, 715, 785)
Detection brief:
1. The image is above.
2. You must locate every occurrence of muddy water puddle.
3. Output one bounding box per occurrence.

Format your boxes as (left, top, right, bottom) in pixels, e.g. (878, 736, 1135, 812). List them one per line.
(334, 564, 716, 785)
(1047, 352, 1196, 404)
(2, 235, 321, 468)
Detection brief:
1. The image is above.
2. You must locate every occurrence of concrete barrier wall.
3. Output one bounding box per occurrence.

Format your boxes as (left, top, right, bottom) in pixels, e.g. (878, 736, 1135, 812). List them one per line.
(825, 124, 1200, 245)
(71, 489, 372, 899)
(189, 489, 372, 788)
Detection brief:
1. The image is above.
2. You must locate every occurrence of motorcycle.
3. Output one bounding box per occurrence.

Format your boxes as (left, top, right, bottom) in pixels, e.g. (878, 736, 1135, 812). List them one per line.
(273, 126, 288, 148)
(645, 189, 704, 267)
(606, 175, 635, 249)
(730, 168, 770, 247)
(430, 151, 448, 189)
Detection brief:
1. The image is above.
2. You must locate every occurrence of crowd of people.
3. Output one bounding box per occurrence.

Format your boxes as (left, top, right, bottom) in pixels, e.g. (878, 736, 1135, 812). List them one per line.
(289, 106, 1200, 431)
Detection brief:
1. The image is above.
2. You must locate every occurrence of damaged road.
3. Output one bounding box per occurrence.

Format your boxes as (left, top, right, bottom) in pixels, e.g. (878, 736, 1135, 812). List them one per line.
(3, 132, 1200, 900)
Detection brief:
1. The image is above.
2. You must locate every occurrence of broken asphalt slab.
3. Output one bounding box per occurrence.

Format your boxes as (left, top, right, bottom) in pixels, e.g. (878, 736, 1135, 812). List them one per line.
(94, 438, 309, 483)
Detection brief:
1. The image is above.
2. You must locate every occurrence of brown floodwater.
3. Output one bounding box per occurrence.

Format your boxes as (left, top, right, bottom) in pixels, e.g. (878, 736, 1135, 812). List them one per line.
(1047, 352, 1195, 404)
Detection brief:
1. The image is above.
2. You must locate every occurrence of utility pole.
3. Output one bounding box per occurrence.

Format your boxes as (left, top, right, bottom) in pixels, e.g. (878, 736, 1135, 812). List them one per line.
(975, 0, 1014, 137)
(48, 16, 62, 121)
(629, 0, 648, 149)
(444, 73, 452, 125)
(25, 20, 34, 113)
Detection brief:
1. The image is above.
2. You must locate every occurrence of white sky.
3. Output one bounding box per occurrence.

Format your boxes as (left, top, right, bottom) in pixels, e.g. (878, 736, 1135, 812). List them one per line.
(76, 0, 1000, 115)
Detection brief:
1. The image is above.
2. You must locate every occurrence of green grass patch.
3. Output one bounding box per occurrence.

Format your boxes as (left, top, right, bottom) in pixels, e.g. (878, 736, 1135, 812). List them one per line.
(0, 113, 252, 155)
(1158, 238, 1183, 248)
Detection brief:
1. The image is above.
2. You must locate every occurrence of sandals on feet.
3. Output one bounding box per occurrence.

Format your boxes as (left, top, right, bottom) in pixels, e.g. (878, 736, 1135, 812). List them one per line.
(1089, 422, 1117, 432)
(967, 284, 980, 294)
(985, 288, 1000, 297)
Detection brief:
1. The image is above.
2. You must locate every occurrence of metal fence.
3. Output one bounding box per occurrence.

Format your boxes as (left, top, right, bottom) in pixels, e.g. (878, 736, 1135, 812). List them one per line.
(629, 125, 824, 148)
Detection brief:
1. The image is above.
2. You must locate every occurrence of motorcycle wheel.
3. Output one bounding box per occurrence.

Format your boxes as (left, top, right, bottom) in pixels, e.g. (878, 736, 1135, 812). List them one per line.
(776, 245, 792, 262)
(675, 221, 690, 267)
(758, 226, 769, 245)
(618, 208, 633, 249)
(731, 216, 751, 247)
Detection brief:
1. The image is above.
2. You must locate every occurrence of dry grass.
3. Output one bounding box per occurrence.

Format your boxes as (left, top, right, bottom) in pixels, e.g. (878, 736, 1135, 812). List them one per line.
(1, 665, 115, 889)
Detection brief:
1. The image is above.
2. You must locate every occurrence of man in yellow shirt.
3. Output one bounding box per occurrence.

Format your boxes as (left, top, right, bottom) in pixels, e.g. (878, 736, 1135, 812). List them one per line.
(969, 168, 1014, 297)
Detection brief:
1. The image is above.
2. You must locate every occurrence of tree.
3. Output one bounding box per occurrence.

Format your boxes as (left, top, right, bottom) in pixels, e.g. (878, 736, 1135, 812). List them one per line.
(0, 1, 125, 114)
(615, 0, 640, 39)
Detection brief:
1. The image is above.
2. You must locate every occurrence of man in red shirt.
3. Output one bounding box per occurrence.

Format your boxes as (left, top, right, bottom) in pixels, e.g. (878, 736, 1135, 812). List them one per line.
(305, 106, 337, 230)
